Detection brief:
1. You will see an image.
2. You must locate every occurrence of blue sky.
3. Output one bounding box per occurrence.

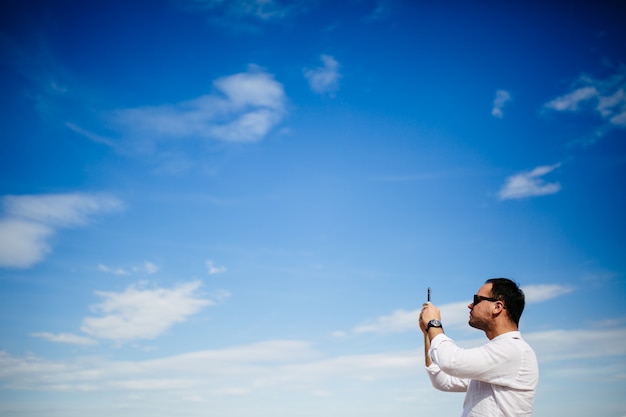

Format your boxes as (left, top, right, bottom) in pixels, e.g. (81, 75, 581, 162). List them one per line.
(1, 0, 625, 416)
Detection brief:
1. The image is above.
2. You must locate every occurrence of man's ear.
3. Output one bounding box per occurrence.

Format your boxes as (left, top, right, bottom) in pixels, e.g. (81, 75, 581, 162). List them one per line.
(492, 301, 506, 315)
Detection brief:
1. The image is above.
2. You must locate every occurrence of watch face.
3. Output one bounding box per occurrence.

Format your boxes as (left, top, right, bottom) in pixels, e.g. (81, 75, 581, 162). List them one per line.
(428, 319, 442, 328)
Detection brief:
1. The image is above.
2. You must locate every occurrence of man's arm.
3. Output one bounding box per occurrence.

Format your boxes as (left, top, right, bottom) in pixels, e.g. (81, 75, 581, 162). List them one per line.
(419, 302, 469, 392)
(429, 334, 525, 385)
(419, 302, 446, 365)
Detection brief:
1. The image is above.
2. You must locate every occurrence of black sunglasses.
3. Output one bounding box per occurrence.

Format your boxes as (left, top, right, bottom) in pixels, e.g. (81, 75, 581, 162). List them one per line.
(473, 294, 500, 305)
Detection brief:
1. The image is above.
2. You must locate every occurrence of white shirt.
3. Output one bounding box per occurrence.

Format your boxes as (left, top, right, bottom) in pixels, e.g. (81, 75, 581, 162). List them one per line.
(426, 331, 538, 417)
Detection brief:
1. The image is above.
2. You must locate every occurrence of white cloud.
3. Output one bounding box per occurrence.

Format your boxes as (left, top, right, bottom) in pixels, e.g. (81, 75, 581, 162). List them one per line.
(2, 193, 122, 227)
(30, 332, 98, 347)
(98, 263, 129, 275)
(0, 193, 123, 269)
(135, 261, 159, 274)
(525, 327, 626, 362)
(29, 280, 229, 350)
(522, 284, 574, 303)
(491, 89, 511, 118)
(0, 340, 418, 395)
(544, 67, 626, 139)
(304, 55, 341, 95)
(111, 68, 286, 144)
(80, 280, 215, 342)
(3, 326, 625, 396)
(544, 86, 598, 111)
(213, 387, 251, 396)
(0, 219, 53, 268)
(99, 261, 160, 276)
(65, 122, 116, 147)
(0, 340, 319, 393)
(180, 0, 314, 32)
(352, 308, 418, 334)
(365, 0, 393, 21)
(498, 163, 562, 200)
(184, 0, 306, 21)
(213, 70, 286, 109)
(206, 260, 226, 275)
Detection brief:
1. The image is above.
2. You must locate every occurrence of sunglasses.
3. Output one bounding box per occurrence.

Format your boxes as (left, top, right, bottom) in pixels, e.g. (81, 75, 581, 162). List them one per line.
(473, 294, 500, 306)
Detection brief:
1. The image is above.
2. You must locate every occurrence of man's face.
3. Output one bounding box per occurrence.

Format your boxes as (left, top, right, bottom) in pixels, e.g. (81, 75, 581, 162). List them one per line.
(468, 283, 494, 330)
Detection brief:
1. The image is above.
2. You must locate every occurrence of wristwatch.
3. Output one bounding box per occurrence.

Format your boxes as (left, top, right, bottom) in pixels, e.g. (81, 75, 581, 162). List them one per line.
(426, 319, 443, 331)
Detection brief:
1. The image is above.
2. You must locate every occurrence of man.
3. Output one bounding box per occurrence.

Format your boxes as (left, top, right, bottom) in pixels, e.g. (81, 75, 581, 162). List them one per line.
(419, 278, 538, 416)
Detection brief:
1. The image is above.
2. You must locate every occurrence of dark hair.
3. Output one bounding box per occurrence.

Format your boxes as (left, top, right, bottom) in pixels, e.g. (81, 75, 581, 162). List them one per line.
(486, 278, 525, 326)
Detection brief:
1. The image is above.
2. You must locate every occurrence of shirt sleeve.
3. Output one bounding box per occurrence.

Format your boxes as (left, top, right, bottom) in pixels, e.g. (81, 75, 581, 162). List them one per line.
(425, 362, 469, 392)
(429, 333, 523, 386)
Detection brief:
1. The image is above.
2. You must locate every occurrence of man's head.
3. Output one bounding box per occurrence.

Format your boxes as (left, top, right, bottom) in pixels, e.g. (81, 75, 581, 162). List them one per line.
(485, 277, 525, 326)
(468, 278, 525, 333)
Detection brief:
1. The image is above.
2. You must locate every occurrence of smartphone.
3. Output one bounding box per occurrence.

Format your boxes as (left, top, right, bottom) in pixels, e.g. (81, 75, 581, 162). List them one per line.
(427, 287, 431, 302)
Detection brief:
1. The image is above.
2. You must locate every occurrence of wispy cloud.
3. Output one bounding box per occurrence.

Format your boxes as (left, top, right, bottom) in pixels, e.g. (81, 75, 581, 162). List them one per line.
(304, 55, 341, 96)
(109, 68, 287, 145)
(0, 193, 123, 268)
(365, 0, 393, 21)
(181, 0, 314, 31)
(98, 261, 160, 276)
(3, 326, 625, 397)
(1, 193, 122, 227)
(134, 261, 159, 274)
(352, 309, 419, 334)
(206, 260, 227, 275)
(213, 387, 251, 396)
(0, 219, 53, 270)
(11, 41, 288, 157)
(30, 332, 97, 347)
(80, 280, 219, 342)
(545, 86, 598, 111)
(498, 163, 562, 200)
(522, 284, 574, 303)
(65, 122, 116, 147)
(0, 340, 319, 393)
(0, 340, 420, 395)
(30, 280, 230, 347)
(525, 327, 626, 362)
(491, 89, 511, 118)
(544, 67, 626, 142)
(98, 264, 129, 276)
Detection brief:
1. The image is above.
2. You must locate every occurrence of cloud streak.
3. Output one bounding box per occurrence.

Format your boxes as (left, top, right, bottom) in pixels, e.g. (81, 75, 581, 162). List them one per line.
(304, 55, 341, 96)
(111, 68, 287, 145)
(491, 89, 511, 118)
(0, 193, 123, 268)
(206, 260, 226, 275)
(3, 325, 625, 396)
(81, 281, 217, 342)
(181, 0, 314, 30)
(523, 284, 574, 303)
(544, 67, 626, 141)
(30, 332, 98, 347)
(498, 163, 562, 200)
(98, 261, 160, 276)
